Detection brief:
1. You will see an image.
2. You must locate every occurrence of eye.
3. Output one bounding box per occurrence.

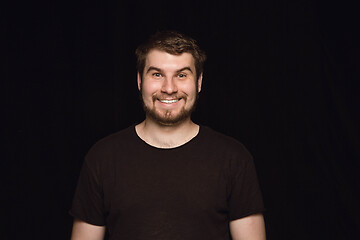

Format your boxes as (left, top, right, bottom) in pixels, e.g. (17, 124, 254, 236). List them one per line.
(178, 73, 186, 78)
(153, 72, 162, 78)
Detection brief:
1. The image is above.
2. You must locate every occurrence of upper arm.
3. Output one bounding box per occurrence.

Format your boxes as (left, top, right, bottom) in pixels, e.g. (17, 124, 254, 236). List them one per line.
(229, 213, 266, 240)
(71, 218, 106, 240)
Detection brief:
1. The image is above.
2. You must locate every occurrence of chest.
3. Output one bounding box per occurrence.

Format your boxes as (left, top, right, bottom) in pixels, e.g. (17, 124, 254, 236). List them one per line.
(102, 152, 230, 219)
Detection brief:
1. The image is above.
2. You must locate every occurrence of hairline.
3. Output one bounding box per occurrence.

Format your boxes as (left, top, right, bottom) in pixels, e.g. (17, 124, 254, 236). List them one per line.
(140, 48, 200, 80)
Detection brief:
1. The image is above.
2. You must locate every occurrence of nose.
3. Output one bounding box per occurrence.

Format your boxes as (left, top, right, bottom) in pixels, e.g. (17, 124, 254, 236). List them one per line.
(161, 77, 178, 94)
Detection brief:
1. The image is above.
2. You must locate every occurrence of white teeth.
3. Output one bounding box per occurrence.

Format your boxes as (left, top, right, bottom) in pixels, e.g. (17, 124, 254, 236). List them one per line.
(160, 99, 179, 104)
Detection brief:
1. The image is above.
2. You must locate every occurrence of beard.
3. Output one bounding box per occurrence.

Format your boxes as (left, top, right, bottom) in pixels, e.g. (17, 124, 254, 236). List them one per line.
(140, 90, 199, 126)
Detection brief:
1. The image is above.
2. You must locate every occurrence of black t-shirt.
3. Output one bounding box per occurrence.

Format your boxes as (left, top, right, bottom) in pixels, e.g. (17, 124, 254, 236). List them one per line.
(70, 125, 264, 240)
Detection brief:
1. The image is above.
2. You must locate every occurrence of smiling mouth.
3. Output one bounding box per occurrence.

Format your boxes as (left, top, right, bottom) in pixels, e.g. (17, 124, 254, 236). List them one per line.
(159, 99, 181, 104)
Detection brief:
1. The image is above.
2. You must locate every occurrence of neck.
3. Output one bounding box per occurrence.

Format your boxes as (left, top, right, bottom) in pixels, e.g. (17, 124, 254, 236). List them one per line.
(135, 117, 199, 149)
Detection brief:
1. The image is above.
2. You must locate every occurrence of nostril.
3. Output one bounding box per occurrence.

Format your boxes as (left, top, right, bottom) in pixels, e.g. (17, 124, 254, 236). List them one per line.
(161, 81, 178, 93)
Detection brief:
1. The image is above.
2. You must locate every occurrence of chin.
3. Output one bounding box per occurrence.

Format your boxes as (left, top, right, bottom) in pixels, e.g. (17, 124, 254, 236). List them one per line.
(141, 96, 198, 126)
(148, 109, 191, 126)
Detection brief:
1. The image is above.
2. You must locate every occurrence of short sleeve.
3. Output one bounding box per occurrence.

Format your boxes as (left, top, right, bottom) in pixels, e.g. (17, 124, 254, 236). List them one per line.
(228, 152, 265, 220)
(69, 156, 106, 226)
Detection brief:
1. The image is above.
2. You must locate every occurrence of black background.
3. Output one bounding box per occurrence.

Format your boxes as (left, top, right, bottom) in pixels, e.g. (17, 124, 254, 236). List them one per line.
(4, 0, 359, 239)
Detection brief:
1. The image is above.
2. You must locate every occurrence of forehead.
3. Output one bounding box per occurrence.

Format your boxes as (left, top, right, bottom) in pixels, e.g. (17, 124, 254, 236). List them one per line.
(145, 49, 195, 71)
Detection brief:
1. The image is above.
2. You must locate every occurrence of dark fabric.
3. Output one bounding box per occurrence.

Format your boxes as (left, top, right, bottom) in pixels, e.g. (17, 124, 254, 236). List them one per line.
(70, 125, 264, 240)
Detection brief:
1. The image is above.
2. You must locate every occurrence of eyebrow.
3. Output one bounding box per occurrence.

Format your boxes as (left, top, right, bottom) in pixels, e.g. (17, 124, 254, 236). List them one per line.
(176, 67, 193, 74)
(146, 66, 162, 74)
(145, 66, 193, 74)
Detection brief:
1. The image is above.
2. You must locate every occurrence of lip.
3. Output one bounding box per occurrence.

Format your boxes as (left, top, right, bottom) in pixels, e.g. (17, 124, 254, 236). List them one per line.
(159, 98, 180, 103)
(157, 98, 182, 107)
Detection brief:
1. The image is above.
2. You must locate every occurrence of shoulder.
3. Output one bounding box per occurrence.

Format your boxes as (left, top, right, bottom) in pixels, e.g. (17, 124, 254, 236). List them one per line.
(90, 125, 135, 150)
(199, 125, 252, 159)
(84, 125, 136, 166)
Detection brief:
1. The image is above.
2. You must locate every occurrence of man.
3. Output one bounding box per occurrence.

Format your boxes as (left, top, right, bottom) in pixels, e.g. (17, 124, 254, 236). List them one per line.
(70, 30, 266, 240)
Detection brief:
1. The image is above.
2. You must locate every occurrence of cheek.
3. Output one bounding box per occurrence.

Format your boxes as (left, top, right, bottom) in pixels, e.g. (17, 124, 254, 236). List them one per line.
(184, 82, 198, 97)
(141, 81, 158, 96)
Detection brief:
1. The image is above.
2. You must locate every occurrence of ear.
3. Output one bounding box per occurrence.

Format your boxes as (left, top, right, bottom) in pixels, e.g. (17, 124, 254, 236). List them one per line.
(197, 73, 203, 93)
(137, 72, 142, 91)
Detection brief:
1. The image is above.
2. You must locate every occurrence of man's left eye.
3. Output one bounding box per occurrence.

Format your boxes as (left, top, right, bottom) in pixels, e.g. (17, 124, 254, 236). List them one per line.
(178, 74, 186, 78)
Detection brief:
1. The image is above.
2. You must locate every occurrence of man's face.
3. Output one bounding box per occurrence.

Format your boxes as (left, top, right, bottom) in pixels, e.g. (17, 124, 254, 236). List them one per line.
(138, 49, 202, 126)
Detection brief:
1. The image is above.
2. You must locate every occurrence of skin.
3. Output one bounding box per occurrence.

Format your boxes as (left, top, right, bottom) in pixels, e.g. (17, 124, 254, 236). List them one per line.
(71, 219, 105, 240)
(71, 49, 266, 240)
(230, 213, 266, 240)
(135, 49, 202, 148)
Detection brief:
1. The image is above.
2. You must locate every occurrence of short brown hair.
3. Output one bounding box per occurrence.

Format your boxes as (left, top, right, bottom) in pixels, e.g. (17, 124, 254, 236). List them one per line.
(135, 30, 206, 80)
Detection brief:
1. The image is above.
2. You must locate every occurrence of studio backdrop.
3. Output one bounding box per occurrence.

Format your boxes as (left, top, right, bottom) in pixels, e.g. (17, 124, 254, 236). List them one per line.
(4, 0, 359, 239)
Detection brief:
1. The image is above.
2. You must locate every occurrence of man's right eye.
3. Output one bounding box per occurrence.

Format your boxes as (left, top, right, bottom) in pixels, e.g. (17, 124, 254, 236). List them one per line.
(153, 73, 162, 77)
